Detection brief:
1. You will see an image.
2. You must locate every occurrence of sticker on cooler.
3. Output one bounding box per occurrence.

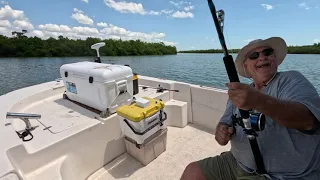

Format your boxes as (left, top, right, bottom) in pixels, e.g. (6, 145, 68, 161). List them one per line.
(66, 82, 77, 94)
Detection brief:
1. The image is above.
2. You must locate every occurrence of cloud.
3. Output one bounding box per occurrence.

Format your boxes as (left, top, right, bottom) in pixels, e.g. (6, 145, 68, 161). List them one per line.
(0, 5, 25, 20)
(12, 20, 34, 30)
(0, 5, 176, 46)
(71, 8, 94, 25)
(73, 8, 84, 14)
(0, 5, 34, 34)
(170, 1, 191, 8)
(1, 1, 8, 5)
(299, 2, 310, 10)
(261, 4, 274, 11)
(38, 24, 71, 32)
(148, 11, 160, 15)
(81, 0, 88, 4)
(171, 11, 194, 18)
(184, 6, 194, 11)
(314, 39, 320, 43)
(29, 23, 177, 46)
(154, 39, 178, 46)
(104, 0, 146, 15)
(103, 0, 193, 18)
(161, 9, 174, 15)
(0, 19, 11, 27)
(97, 22, 108, 27)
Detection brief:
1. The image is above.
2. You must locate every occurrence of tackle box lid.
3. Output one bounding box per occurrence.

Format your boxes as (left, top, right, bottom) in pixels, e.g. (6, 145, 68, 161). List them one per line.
(116, 97, 164, 122)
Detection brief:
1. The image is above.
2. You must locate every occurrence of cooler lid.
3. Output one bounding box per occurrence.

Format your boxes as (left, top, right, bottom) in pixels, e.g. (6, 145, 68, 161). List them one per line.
(116, 97, 164, 122)
(60, 61, 133, 82)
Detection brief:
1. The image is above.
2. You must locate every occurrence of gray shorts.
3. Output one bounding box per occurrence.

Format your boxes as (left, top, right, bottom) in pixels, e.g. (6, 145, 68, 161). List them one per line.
(197, 151, 268, 180)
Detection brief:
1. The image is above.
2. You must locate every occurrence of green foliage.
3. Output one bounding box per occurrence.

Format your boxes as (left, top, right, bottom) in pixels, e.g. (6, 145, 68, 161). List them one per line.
(0, 34, 177, 57)
(179, 44, 320, 54)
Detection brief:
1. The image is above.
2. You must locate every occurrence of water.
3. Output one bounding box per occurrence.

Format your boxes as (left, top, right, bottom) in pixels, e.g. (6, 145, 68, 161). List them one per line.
(0, 53, 320, 96)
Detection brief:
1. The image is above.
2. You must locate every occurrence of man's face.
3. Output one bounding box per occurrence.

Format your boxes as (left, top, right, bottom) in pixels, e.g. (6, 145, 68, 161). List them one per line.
(243, 46, 278, 82)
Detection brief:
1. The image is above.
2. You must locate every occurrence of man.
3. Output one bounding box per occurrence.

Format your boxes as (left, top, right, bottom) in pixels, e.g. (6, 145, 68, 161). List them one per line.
(180, 37, 320, 180)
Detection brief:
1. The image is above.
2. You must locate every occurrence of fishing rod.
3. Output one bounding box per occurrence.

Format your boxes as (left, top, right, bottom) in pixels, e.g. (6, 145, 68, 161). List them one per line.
(139, 85, 179, 93)
(207, 0, 266, 174)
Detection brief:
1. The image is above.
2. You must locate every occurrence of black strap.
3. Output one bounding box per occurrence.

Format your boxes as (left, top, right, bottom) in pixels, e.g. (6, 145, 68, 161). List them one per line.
(16, 129, 34, 142)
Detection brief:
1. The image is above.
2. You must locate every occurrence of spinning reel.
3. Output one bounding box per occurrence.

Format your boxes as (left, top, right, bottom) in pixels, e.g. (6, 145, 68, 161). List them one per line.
(232, 112, 266, 139)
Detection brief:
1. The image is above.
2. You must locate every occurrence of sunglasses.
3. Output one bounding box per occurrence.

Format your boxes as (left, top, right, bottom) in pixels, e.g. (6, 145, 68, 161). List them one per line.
(247, 48, 274, 60)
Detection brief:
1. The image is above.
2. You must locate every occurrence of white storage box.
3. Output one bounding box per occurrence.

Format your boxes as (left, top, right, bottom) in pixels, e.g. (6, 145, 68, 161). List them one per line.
(117, 97, 167, 145)
(125, 128, 167, 165)
(60, 61, 134, 117)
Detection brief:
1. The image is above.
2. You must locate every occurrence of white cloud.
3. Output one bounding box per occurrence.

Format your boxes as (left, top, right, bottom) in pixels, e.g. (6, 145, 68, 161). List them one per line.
(73, 8, 84, 14)
(170, 1, 180, 7)
(38, 24, 71, 32)
(149, 11, 160, 15)
(313, 39, 320, 43)
(0, 5, 176, 46)
(103, 0, 189, 18)
(0, 27, 11, 36)
(104, 0, 146, 15)
(171, 11, 194, 18)
(299, 2, 310, 10)
(71, 8, 94, 25)
(0, 5, 25, 20)
(29, 30, 44, 38)
(155, 39, 178, 46)
(170, 1, 189, 8)
(81, 0, 88, 4)
(0, 5, 34, 38)
(0, 19, 11, 27)
(97, 22, 108, 27)
(1, 1, 8, 5)
(161, 9, 174, 15)
(98, 24, 177, 45)
(184, 5, 194, 11)
(24, 22, 177, 46)
(73, 26, 99, 36)
(261, 4, 274, 11)
(12, 20, 34, 30)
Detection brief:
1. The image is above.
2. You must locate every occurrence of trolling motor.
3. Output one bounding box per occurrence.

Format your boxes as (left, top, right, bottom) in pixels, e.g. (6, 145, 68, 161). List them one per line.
(207, 0, 267, 174)
(91, 42, 105, 63)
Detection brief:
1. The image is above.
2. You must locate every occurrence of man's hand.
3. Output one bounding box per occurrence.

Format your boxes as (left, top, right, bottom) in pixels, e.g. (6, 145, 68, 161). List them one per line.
(226, 82, 263, 110)
(215, 123, 234, 146)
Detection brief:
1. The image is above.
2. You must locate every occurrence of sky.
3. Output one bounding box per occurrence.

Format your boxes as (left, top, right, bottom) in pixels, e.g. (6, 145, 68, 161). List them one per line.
(1, 0, 320, 51)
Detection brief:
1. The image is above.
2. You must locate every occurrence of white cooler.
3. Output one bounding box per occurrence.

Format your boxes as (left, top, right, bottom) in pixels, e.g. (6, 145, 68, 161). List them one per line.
(60, 61, 134, 117)
(117, 97, 167, 145)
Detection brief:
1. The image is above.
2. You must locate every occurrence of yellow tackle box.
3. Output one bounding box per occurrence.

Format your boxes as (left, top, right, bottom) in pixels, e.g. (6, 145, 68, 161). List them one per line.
(116, 97, 165, 122)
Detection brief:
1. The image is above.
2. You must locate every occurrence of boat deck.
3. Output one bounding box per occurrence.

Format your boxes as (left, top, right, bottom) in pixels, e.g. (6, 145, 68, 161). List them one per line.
(1, 76, 230, 180)
(89, 125, 230, 180)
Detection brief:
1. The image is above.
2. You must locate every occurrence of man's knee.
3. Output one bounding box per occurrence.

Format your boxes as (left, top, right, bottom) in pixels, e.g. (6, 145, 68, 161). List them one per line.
(181, 162, 206, 180)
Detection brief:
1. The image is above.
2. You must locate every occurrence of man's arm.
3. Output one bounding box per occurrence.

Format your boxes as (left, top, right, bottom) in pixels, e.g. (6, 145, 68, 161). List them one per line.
(256, 71, 320, 132)
(255, 94, 316, 131)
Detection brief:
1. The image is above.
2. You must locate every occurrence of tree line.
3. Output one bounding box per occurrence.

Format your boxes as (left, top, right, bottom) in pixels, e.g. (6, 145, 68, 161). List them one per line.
(179, 43, 320, 54)
(0, 32, 177, 57)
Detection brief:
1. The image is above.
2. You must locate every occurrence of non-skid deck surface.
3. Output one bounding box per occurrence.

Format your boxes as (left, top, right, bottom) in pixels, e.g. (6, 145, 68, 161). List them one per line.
(88, 125, 231, 180)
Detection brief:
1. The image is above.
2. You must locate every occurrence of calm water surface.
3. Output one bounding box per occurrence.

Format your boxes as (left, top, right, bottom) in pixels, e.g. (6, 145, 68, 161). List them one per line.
(0, 53, 319, 95)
